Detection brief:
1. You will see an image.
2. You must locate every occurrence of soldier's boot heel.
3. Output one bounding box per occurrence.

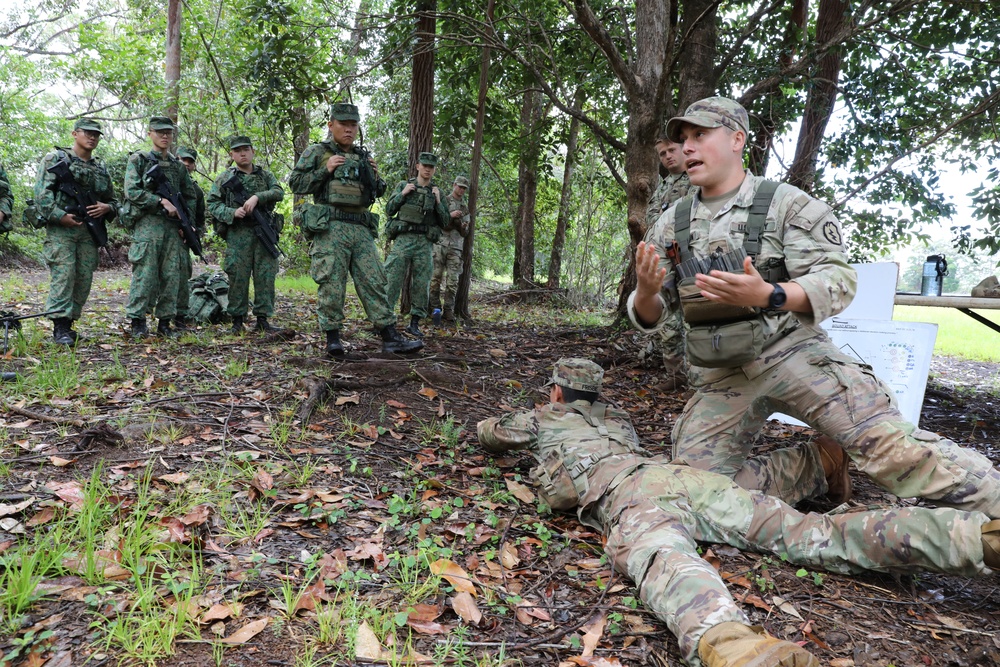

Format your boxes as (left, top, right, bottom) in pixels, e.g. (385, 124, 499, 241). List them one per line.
(157, 319, 179, 338)
(173, 316, 189, 331)
(405, 315, 423, 338)
(255, 317, 281, 333)
(230, 316, 245, 335)
(816, 435, 852, 504)
(325, 330, 344, 357)
(52, 318, 74, 346)
(983, 520, 1000, 569)
(380, 326, 423, 354)
(442, 306, 455, 324)
(68, 320, 81, 342)
(698, 622, 819, 667)
(130, 318, 150, 338)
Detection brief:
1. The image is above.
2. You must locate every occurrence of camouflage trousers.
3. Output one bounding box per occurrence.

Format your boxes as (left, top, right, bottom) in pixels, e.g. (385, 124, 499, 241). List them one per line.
(176, 249, 194, 318)
(309, 220, 394, 331)
(592, 462, 991, 666)
(384, 233, 433, 318)
(43, 224, 98, 322)
(125, 218, 183, 320)
(224, 225, 278, 318)
(659, 310, 685, 363)
(673, 336, 1000, 516)
(429, 244, 463, 312)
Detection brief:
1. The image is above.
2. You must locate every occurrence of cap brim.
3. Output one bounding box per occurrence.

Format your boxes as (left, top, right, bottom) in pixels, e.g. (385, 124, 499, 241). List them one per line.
(666, 115, 722, 143)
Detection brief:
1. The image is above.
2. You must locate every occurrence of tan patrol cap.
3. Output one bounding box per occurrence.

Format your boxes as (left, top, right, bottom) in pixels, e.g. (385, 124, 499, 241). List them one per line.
(545, 358, 604, 393)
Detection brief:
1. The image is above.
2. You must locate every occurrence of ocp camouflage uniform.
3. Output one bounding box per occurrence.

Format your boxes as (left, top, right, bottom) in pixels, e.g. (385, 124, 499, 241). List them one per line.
(384, 179, 449, 319)
(176, 178, 206, 321)
(645, 172, 693, 370)
(0, 163, 12, 233)
(630, 171, 1000, 517)
(34, 148, 118, 322)
(478, 394, 995, 666)
(288, 141, 394, 332)
(207, 166, 284, 320)
(430, 192, 469, 316)
(123, 150, 197, 322)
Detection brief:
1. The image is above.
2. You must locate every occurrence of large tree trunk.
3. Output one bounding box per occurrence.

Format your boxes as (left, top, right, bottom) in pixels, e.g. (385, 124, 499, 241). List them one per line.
(514, 86, 546, 290)
(165, 0, 182, 125)
(548, 87, 586, 288)
(456, 0, 495, 319)
(677, 0, 719, 110)
(787, 0, 850, 191)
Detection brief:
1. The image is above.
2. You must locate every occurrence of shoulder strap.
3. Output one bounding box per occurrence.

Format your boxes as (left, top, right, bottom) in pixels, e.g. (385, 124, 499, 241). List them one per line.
(743, 180, 779, 259)
(674, 195, 695, 264)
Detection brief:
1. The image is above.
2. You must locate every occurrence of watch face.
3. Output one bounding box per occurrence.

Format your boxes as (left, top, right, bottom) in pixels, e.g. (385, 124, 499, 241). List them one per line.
(770, 285, 787, 309)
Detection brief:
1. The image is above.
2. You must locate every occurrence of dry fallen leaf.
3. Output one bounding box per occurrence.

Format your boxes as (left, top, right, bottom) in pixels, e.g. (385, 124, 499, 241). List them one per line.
(430, 559, 477, 595)
(771, 595, 803, 620)
(488, 348, 507, 358)
(49, 456, 74, 467)
(418, 386, 439, 400)
(335, 393, 360, 406)
(0, 498, 35, 518)
(500, 542, 520, 569)
(355, 620, 388, 660)
(505, 479, 535, 503)
(157, 472, 189, 485)
(451, 591, 482, 625)
(579, 613, 606, 657)
(219, 617, 269, 645)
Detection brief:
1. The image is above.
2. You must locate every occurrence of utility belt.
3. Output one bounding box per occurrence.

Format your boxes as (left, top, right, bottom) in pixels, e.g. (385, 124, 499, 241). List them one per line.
(398, 224, 428, 235)
(331, 208, 370, 225)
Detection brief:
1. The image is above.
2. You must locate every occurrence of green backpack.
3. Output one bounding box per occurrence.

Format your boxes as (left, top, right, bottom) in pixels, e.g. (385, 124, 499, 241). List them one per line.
(188, 271, 230, 323)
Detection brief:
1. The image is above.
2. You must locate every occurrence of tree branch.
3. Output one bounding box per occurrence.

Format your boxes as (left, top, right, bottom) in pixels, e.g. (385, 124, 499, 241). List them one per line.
(566, 0, 636, 98)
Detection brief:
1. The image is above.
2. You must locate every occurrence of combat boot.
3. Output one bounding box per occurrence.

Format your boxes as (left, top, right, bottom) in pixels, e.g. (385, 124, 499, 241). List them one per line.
(130, 318, 150, 338)
(255, 317, 281, 333)
(67, 320, 81, 342)
(325, 330, 344, 357)
(699, 622, 819, 667)
(983, 520, 1000, 569)
(816, 435, 852, 504)
(157, 319, 179, 338)
(380, 326, 423, 354)
(442, 306, 456, 324)
(230, 316, 245, 335)
(173, 315, 189, 331)
(52, 318, 74, 346)
(405, 315, 423, 338)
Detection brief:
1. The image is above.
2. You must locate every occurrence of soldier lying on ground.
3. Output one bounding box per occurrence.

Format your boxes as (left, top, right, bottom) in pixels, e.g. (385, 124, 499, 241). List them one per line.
(477, 358, 1000, 667)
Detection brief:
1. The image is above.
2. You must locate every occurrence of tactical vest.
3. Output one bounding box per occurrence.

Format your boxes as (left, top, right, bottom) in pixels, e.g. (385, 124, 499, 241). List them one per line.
(50, 148, 113, 204)
(321, 143, 366, 209)
(396, 180, 437, 224)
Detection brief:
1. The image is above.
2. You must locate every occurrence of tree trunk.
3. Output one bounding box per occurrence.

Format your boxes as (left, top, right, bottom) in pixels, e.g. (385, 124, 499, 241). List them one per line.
(514, 85, 545, 290)
(787, 0, 849, 191)
(165, 0, 182, 125)
(677, 0, 719, 110)
(456, 0, 494, 319)
(548, 87, 586, 288)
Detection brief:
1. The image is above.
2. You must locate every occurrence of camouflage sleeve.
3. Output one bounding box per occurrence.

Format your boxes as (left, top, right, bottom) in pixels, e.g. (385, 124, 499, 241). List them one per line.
(256, 169, 284, 206)
(384, 181, 409, 217)
(288, 144, 329, 195)
(777, 188, 857, 325)
(179, 166, 198, 221)
(645, 177, 665, 229)
(97, 164, 119, 221)
(124, 153, 162, 212)
(194, 184, 206, 232)
(627, 206, 681, 333)
(206, 174, 237, 225)
(0, 163, 12, 218)
(476, 409, 540, 454)
(33, 153, 65, 224)
(434, 197, 450, 228)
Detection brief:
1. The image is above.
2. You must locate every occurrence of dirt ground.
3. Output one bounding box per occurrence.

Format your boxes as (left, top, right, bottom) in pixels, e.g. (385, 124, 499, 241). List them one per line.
(1, 268, 999, 667)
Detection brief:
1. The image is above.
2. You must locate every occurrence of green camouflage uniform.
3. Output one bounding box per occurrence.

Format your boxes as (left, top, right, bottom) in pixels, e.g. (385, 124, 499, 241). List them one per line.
(430, 192, 469, 313)
(289, 141, 394, 331)
(384, 179, 449, 318)
(123, 150, 198, 321)
(0, 163, 12, 233)
(34, 148, 118, 321)
(176, 179, 206, 320)
(207, 166, 284, 319)
(631, 171, 1000, 517)
(478, 361, 994, 666)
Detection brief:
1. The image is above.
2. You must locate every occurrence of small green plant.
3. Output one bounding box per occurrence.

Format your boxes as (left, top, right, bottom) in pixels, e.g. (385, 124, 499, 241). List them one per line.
(224, 355, 250, 379)
(795, 568, 825, 586)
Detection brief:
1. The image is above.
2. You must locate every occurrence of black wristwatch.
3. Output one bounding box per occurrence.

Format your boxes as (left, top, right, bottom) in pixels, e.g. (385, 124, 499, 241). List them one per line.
(767, 283, 787, 310)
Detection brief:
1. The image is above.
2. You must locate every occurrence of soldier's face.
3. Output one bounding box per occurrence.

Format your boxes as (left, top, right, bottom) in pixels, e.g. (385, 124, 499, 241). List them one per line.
(73, 129, 101, 151)
(656, 141, 684, 174)
(149, 128, 173, 150)
(329, 119, 358, 146)
(180, 157, 196, 174)
(231, 146, 254, 168)
(451, 184, 467, 198)
(678, 124, 745, 195)
(417, 163, 436, 180)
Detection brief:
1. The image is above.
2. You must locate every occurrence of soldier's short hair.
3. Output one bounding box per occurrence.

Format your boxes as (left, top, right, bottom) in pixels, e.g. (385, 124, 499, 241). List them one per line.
(666, 97, 750, 143)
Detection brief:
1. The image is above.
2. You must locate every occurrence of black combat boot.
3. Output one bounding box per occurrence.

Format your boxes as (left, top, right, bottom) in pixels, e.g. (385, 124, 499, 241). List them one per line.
(52, 318, 74, 346)
(405, 315, 423, 338)
(325, 330, 344, 357)
(255, 317, 281, 333)
(157, 319, 179, 338)
(442, 306, 456, 324)
(131, 318, 150, 338)
(380, 326, 423, 354)
(173, 315, 189, 331)
(230, 316, 245, 335)
(67, 320, 81, 342)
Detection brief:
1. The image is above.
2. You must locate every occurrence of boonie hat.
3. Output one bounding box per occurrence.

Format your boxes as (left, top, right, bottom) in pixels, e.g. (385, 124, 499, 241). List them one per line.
(229, 135, 253, 150)
(149, 116, 175, 131)
(454, 176, 470, 188)
(418, 152, 438, 166)
(330, 103, 360, 122)
(73, 118, 103, 134)
(666, 96, 749, 143)
(545, 358, 604, 393)
(176, 147, 198, 161)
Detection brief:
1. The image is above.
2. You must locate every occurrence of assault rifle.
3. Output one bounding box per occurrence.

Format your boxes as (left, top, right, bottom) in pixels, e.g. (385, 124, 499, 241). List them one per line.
(2, 309, 61, 380)
(47, 158, 109, 248)
(219, 172, 282, 259)
(144, 162, 205, 261)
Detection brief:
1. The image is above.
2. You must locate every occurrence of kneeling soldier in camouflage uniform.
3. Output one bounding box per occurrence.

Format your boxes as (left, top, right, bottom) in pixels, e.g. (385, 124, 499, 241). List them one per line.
(207, 136, 284, 334)
(175, 147, 207, 330)
(34, 118, 118, 345)
(289, 103, 422, 356)
(478, 358, 1000, 667)
(384, 152, 449, 338)
(430, 175, 470, 324)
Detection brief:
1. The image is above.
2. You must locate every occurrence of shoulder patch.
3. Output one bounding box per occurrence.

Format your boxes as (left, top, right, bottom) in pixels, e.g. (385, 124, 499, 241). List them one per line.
(821, 220, 843, 246)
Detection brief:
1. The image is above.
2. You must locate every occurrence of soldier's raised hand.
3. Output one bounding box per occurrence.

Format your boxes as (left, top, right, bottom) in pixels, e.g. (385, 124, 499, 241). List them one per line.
(326, 154, 347, 172)
(59, 213, 83, 228)
(402, 182, 416, 196)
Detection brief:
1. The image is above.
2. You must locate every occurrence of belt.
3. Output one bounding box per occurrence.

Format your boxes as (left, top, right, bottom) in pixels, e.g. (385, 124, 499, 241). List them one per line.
(331, 208, 368, 224)
(400, 224, 428, 234)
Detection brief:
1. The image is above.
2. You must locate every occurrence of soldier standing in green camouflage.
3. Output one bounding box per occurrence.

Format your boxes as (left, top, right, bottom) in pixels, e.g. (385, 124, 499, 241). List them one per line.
(175, 147, 207, 330)
(478, 358, 1000, 667)
(0, 163, 12, 235)
(123, 116, 198, 338)
(430, 175, 470, 325)
(207, 136, 284, 334)
(33, 119, 118, 345)
(645, 137, 691, 386)
(383, 152, 449, 338)
(289, 103, 422, 356)
(632, 97, 1000, 517)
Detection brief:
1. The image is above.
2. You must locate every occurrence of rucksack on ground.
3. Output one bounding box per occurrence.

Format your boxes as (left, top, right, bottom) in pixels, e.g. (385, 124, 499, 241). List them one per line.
(188, 271, 230, 323)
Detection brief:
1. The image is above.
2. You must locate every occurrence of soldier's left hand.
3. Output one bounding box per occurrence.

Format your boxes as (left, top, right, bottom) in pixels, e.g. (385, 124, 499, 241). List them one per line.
(86, 202, 112, 218)
(432, 187, 441, 202)
(368, 158, 378, 172)
(243, 195, 259, 213)
(0, 212, 5, 223)
(234, 206, 248, 219)
(695, 256, 772, 308)
(450, 209, 462, 219)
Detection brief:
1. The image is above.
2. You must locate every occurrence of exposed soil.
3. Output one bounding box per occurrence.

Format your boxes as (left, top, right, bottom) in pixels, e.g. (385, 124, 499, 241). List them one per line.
(1, 269, 999, 667)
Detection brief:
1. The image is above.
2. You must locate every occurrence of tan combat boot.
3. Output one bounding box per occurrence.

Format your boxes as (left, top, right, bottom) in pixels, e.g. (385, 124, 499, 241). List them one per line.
(816, 435, 852, 504)
(983, 520, 1000, 569)
(699, 622, 819, 667)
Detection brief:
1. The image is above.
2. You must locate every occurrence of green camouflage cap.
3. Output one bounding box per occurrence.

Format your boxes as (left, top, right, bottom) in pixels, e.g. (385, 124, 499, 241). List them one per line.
(330, 103, 361, 122)
(228, 135, 253, 150)
(453, 175, 470, 188)
(666, 96, 749, 143)
(73, 118, 103, 134)
(418, 152, 438, 166)
(545, 358, 604, 393)
(176, 147, 198, 161)
(148, 116, 175, 131)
